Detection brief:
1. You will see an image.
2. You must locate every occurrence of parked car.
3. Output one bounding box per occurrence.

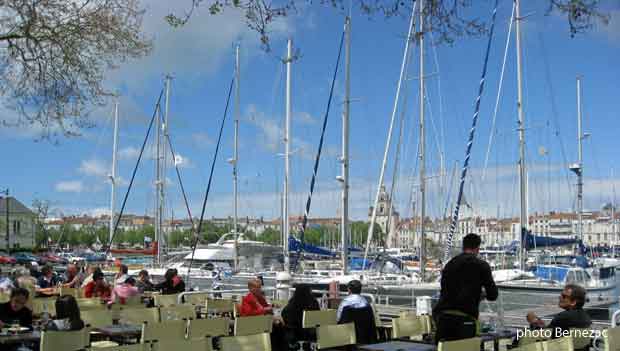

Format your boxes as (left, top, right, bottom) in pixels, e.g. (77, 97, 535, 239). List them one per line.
(12, 252, 43, 265)
(0, 254, 16, 264)
(39, 253, 68, 265)
(57, 252, 85, 263)
(83, 253, 106, 262)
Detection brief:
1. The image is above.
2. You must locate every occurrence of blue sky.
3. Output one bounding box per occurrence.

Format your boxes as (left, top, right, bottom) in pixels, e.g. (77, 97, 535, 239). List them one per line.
(1, 0, 619, 221)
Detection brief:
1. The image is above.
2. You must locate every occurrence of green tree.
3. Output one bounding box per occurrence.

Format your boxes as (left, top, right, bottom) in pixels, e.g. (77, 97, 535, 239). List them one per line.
(257, 228, 280, 245)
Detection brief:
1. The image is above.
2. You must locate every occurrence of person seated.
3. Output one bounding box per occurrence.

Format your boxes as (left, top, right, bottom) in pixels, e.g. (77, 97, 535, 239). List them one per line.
(526, 284, 591, 346)
(83, 270, 111, 300)
(109, 277, 140, 305)
(0, 268, 15, 293)
(239, 278, 273, 316)
(61, 264, 84, 288)
(114, 264, 129, 286)
(282, 284, 320, 346)
(136, 270, 154, 292)
(154, 269, 185, 295)
(337, 280, 377, 345)
(0, 288, 33, 329)
(44, 295, 85, 331)
(36, 265, 60, 296)
(81, 265, 97, 288)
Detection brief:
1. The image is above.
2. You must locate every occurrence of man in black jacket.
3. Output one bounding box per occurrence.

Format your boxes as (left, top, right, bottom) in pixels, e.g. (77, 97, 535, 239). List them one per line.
(433, 233, 498, 343)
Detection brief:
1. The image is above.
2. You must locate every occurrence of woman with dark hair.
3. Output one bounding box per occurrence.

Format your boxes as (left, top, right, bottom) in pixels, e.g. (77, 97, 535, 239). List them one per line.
(282, 284, 320, 348)
(154, 269, 185, 295)
(45, 295, 85, 331)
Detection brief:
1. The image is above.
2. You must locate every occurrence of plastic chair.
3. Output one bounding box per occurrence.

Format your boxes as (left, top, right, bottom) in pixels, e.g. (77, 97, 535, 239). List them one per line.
(78, 298, 106, 310)
(87, 344, 148, 351)
(152, 338, 210, 351)
(40, 328, 89, 351)
(0, 291, 10, 303)
(220, 332, 272, 351)
(160, 304, 196, 321)
(205, 298, 236, 315)
(570, 328, 591, 350)
(316, 323, 356, 350)
(437, 337, 482, 351)
(234, 315, 273, 336)
(512, 342, 545, 351)
(119, 307, 160, 325)
(32, 298, 57, 317)
(519, 330, 552, 346)
(140, 319, 188, 343)
(543, 337, 574, 351)
(59, 287, 79, 297)
(301, 309, 337, 328)
(154, 293, 180, 307)
(123, 295, 143, 306)
(183, 292, 209, 306)
(187, 317, 230, 339)
(603, 325, 620, 351)
(392, 316, 425, 339)
(82, 309, 114, 328)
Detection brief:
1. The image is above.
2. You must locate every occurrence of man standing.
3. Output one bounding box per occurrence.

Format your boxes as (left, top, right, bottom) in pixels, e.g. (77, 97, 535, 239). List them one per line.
(527, 284, 591, 336)
(433, 233, 498, 342)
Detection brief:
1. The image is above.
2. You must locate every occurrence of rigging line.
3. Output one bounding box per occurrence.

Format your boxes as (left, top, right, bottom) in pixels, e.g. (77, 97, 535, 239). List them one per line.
(482, 1, 515, 183)
(164, 132, 195, 228)
(427, 31, 446, 170)
(186, 76, 235, 285)
(298, 29, 345, 250)
(444, 0, 500, 264)
(105, 89, 165, 254)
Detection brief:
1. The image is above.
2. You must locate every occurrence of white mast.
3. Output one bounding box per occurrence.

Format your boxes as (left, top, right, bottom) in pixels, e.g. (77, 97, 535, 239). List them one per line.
(163, 76, 171, 255)
(340, 17, 351, 275)
(515, 0, 527, 271)
(284, 39, 293, 273)
(233, 44, 241, 272)
(363, 3, 417, 266)
(155, 101, 163, 265)
(418, 0, 427, 282)
(576, 76, 584, 244)
(109, 96, 119, 243)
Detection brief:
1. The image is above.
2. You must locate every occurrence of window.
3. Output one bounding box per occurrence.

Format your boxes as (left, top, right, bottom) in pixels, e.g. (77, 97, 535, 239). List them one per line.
(12, 220, 20, 234)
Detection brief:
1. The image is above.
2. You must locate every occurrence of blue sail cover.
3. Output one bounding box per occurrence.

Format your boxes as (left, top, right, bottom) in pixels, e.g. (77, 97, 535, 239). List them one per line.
(289, 236, 335, 257)
(523, 231, 579, 249)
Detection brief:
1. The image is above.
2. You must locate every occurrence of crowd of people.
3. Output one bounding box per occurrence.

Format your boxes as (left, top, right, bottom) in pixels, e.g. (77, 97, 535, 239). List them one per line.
(0, 234, 598, 351)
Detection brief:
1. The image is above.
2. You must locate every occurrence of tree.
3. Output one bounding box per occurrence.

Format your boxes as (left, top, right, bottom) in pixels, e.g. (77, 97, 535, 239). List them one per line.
(257, 227, 280, 245)
(31, 199, 50, 248)
(166, 0, 609, 50)
(0, 0, 151, 138)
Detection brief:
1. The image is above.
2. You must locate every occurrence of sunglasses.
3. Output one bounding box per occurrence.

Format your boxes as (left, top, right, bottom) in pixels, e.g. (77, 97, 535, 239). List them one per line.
(560, 293, 572, 300)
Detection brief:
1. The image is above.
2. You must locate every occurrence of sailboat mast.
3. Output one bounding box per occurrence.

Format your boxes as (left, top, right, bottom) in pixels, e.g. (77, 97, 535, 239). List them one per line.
(155, 102, 162, 265)
(233, 45, 240, 272)
(163, 76, 171, 256)
(576, 76, 584, 244)
(284, 39, 292, 273)
(515, 0, 527, 271)
(109, 96, 119, 244)
(418, 0, 427, 282)
(341, 17, 351, 275)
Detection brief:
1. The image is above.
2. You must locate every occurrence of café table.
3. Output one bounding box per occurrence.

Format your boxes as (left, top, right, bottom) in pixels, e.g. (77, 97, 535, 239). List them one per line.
(94, 324, 142, 344)
(359, 341, 437, 351)
(0, 330, 41, 345)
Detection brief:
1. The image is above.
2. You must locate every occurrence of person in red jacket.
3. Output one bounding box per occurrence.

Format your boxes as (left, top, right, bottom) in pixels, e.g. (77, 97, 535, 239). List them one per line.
(239, 278, 273, 316)
(83, 270, 111, 300)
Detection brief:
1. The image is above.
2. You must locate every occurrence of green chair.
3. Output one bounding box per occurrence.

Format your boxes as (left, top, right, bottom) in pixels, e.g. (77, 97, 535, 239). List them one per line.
(301, 309, 337, 328)
(77, 298, 106, 311)
(40, 329, 89, 351)
(183, 292, 209, 306)
(32, 298, 57, 317)
(205, 298, 236, 315)
(119, 307, 160, 325)
(570, 328, 591, 350)
(160, 304, 196, 321)
(152, 338, 210, 351)
(542, 337, 574, 351)
(59, 287, 79, 297)
(391, 316, 425, 339)
(603, 326, 620, 351)
(82, 309, 114, 328)
(187, 317, 230, 339)
(87, 344, 148, 351)
(140, 319, 188, 343)
(437, 337, 482, 351)
(234, 315, 273, 336)
(220, 332, 272, 351)
(512, 342, 545, 351)
(154, 293, 180, 307)
(316, 323, 356, 350)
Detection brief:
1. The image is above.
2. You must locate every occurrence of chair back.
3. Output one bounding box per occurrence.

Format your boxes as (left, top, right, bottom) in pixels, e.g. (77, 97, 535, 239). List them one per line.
(89, 344, 148, 351)
(124, 295, 143, 306)
(141, 319, 188, 343)
(77, 298, 105, 310)
(187, 317, 230, 339)
(119, 307, 160, 325)
(513, 342, 545, 351)
(316, 323, 356, 349)
(160, 304, 196, 321)
(519, 329, 552, 346)
(604, 326, 620, 351)
(32, 298, 57, 316)
(271, 299, 289, 308)
(81, 309, 114, 328)
(154, 293, 180, 307)
(302, 309, 337, 328)
(59, 287, 78, 297)
(0, 291, 11, 303)
(152, 338, 210, 351)
(437, 337, 482, 351)
(40, 329, 89, 351)
(220, 332, 271, 351)
(392, 316, 425, 339)
(205, 298, 236, 315)
(183, 292, 209, 306)
(543, 337, 574, 351)
(234, 315, 273, 336)
(570, 328, 591, 350)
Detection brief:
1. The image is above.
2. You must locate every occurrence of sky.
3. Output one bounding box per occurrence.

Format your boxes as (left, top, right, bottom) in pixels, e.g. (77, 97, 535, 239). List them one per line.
(1, 0, 619, 222)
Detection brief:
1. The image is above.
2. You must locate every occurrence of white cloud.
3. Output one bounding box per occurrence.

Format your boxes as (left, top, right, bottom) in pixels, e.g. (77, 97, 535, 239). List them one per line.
(297, 111, 317, 125)
(118, 147, 140, 160)
(88, 207, 111, 217)
(78, 159, 109, 177)
(55, 181, 84, 193)
(173, 154, 193, 168)
(191, 132, 213, 148)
